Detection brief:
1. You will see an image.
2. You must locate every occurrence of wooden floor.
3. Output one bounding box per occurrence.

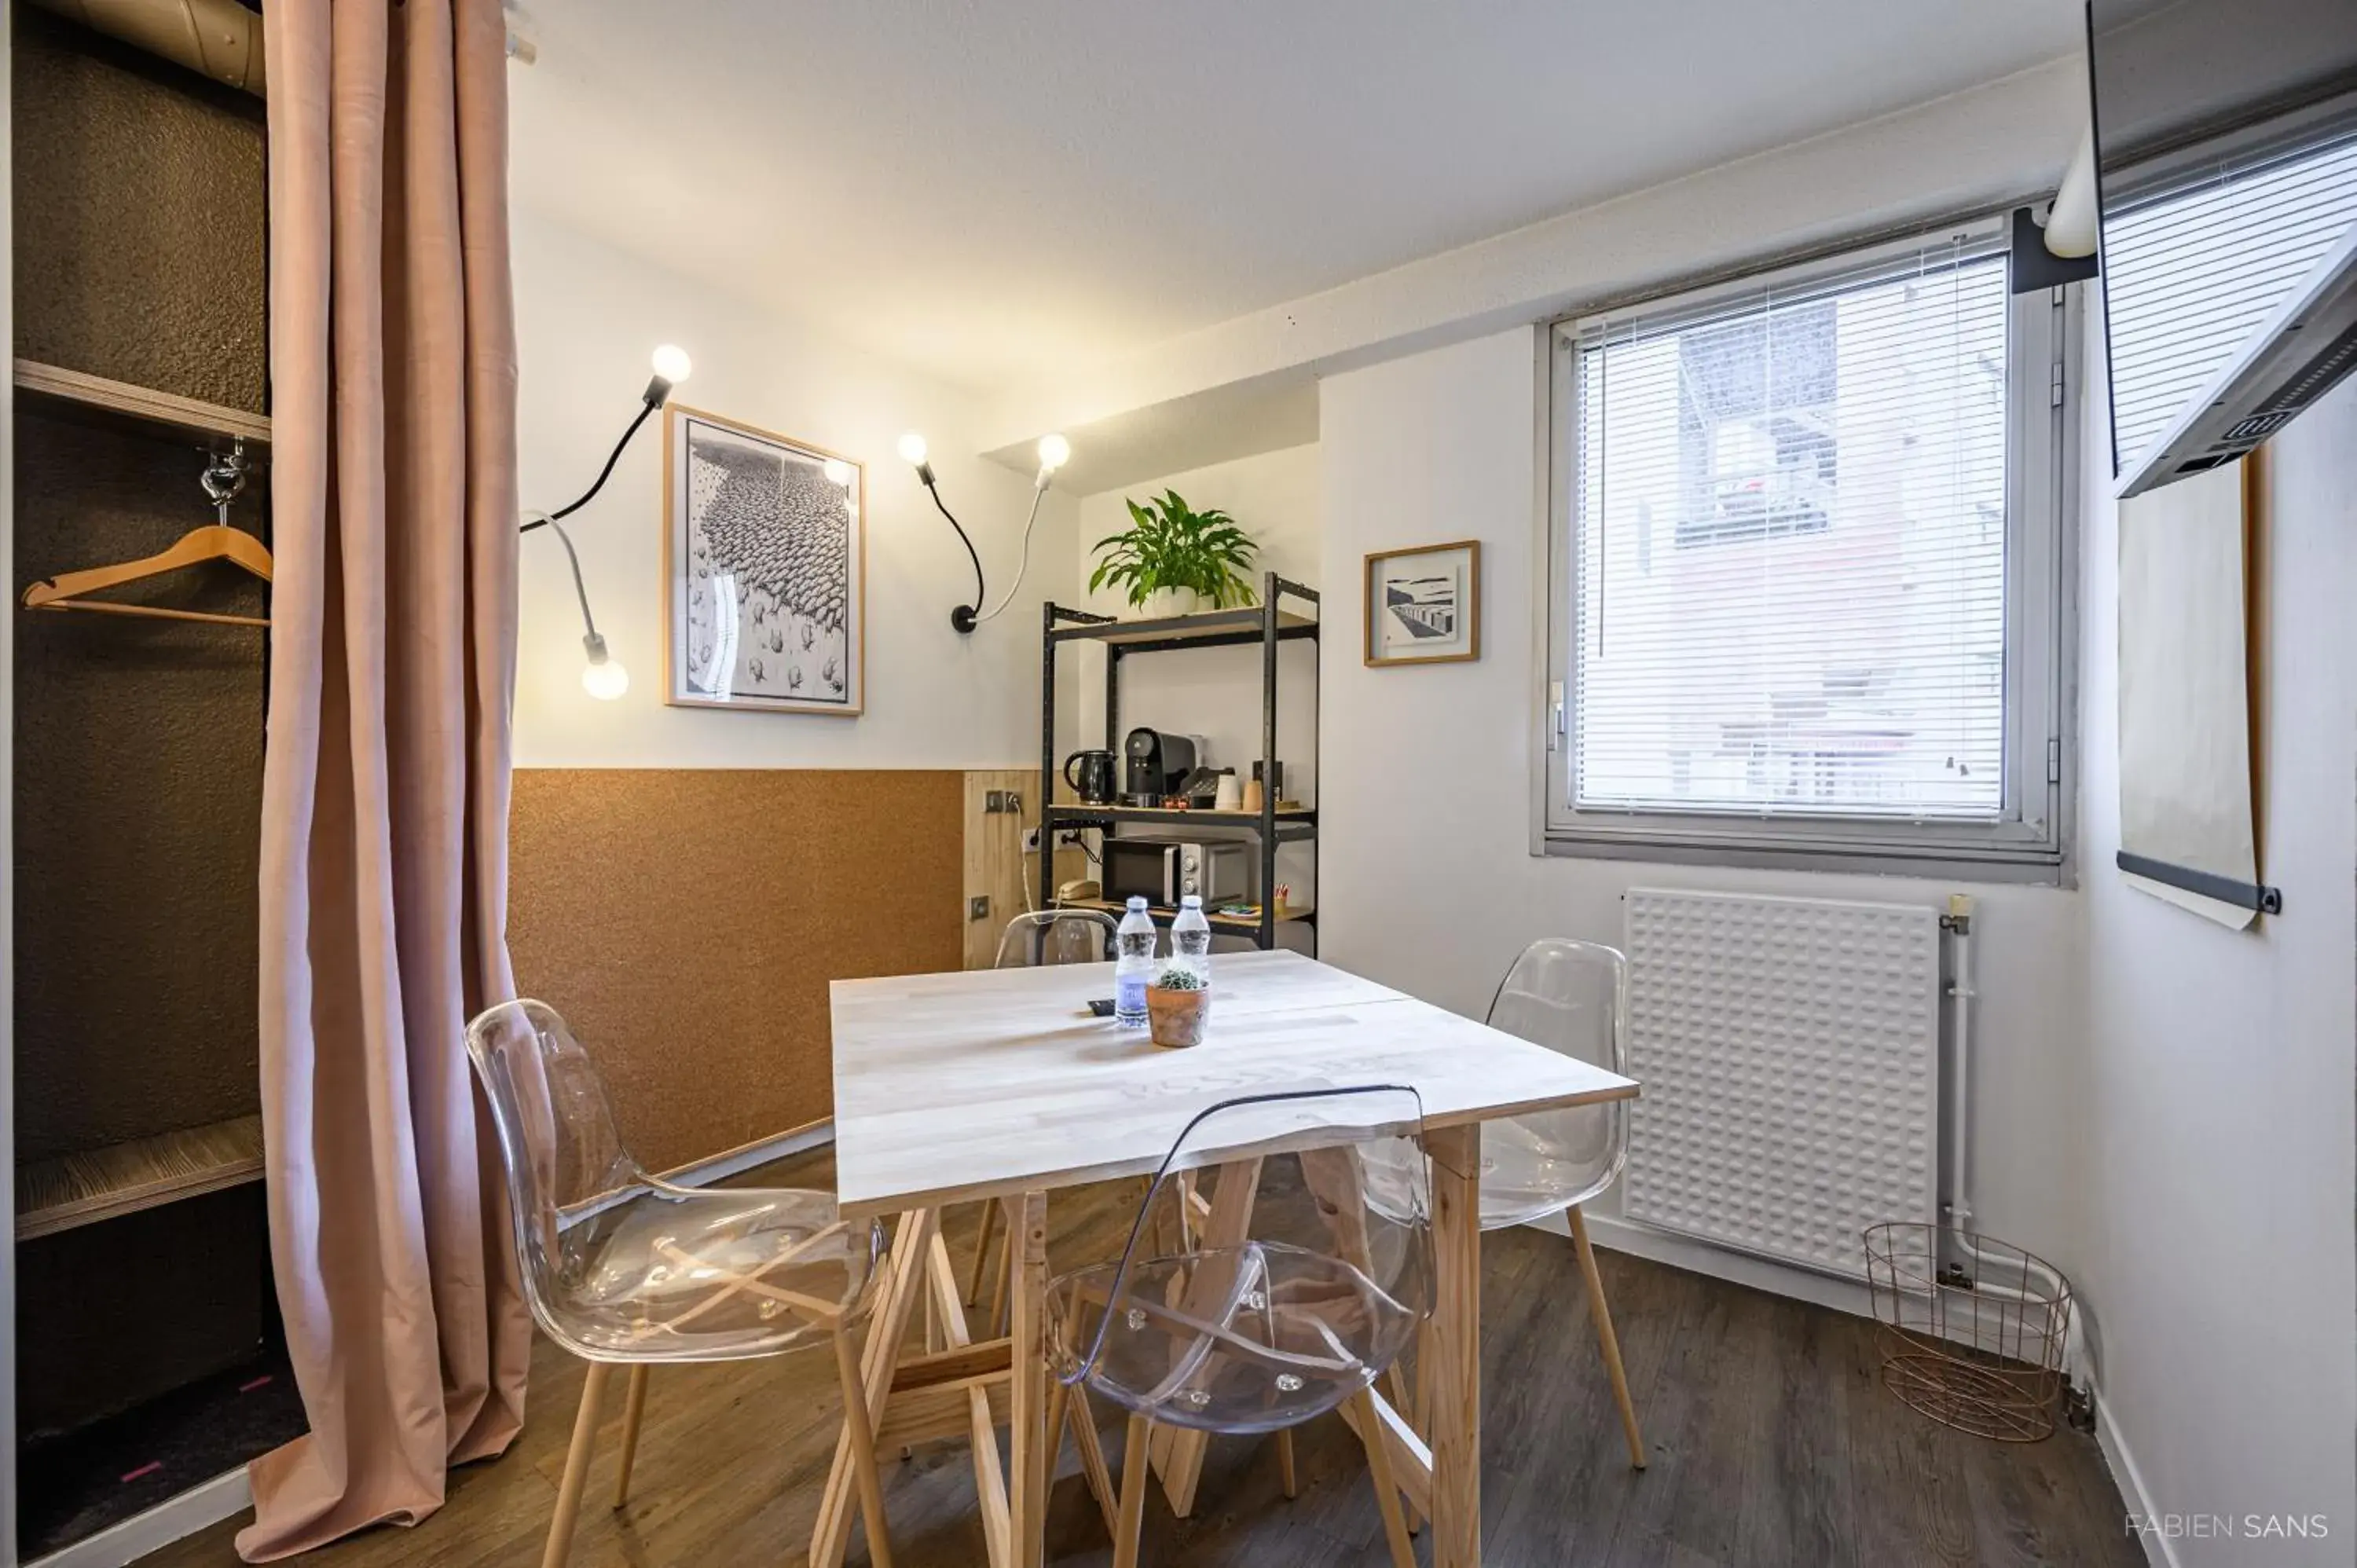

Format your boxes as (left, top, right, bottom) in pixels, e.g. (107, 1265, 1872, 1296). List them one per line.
(138, 1151, 2139, 1568)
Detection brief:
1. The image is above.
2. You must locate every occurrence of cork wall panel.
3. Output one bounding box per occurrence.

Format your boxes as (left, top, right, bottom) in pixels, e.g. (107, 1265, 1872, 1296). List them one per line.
(508, 769, 963, 1174)
(13, 416, 268, 1161)
(13, 9, 267, 411)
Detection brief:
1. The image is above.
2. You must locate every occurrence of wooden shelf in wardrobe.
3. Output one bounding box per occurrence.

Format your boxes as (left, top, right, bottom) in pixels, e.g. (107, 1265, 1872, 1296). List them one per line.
(14, 358, 270, 449)
(16, 1114, 266, 1241)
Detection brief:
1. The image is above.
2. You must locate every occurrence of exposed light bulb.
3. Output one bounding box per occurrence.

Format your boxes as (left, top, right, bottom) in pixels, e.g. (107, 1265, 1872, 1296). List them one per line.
(897, 431, 929, 467)
(650, 344, 693, 385)
(1036, 432, 1071, 472)
(581, 656, 629, 700)
(581, 632, 628, 699)
(823, 457, 852, 488)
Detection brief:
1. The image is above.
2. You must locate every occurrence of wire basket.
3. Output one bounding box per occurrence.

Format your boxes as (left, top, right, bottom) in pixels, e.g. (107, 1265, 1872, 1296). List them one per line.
(1863, 1222, 2073, 1442)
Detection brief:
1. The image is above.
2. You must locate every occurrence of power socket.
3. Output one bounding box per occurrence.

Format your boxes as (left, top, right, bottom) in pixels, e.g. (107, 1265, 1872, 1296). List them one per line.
(1021, 827, 1043, 853)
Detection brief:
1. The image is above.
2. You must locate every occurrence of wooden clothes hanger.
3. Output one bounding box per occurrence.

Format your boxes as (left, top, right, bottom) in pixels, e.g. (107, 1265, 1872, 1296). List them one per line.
(21, 443, 272, 628)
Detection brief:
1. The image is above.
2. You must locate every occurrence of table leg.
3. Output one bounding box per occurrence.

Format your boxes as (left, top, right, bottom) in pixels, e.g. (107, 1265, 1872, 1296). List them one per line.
(812, 1207, 937, 1568)
(1147, 1157, 1263, 1516)
(1005, 1192, 1050, 1568)
(1424, 1123, 1483, 1568)
(923, 1233, 1012, 1568)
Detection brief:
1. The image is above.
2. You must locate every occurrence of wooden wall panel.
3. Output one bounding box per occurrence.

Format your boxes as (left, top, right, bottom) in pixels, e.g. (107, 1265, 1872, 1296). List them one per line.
(508, 769, 962, 1174)
(961, 769, 1085, 969)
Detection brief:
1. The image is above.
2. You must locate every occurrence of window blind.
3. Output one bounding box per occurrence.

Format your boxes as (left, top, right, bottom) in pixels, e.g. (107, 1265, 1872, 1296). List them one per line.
(1571, 241, 2011, 822)
(2103, 129, 2357, 472)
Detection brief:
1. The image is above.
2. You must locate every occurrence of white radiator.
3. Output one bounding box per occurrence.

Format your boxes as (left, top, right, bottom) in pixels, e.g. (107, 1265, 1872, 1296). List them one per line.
(1620, 888, 1941, 1277)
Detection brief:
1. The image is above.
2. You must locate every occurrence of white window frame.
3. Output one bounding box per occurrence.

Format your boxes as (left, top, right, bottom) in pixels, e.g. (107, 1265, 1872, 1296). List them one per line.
(1534, 220, 2079, 881)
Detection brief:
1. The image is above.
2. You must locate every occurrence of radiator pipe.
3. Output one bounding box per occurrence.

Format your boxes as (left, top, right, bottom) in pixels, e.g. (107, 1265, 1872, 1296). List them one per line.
(1942, 897, 2067, 1306)
(29, 0, 266, 97)
(1943, 894, 1978, 1247)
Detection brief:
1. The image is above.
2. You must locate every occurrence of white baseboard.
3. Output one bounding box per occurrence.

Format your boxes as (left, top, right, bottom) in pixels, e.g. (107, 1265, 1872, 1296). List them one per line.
(2097, 1390, 2178, 1568)
(25, 1121, 841, 1568)
(1552, 1209, 1875, 1321)
(660, 1119, 835, 1187)
(27, 1467, 251, 1568)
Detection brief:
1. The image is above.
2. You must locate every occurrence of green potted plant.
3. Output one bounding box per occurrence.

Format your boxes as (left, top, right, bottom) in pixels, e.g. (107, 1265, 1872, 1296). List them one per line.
(1088, 489, 1259, 617)
(1145, 963, 1209, 1048)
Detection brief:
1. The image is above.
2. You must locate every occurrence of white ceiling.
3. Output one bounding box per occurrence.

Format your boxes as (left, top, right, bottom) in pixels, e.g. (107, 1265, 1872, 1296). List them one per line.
(508, 2, 2079, 394)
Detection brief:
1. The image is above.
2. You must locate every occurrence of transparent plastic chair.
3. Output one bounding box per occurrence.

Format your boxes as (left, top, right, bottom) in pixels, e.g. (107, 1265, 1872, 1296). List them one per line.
(968, 909, 1126, 1317)
(1046, 1086, 1431, 1568)
(993, 907, 1120, 968)
(1469, 939, 1629, 1228)
(1359, 938, 1647, 1472)
(465, 998, 894, 1567)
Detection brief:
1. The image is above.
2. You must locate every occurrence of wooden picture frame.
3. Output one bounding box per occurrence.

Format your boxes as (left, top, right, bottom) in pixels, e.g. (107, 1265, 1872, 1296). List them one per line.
(663, 404, 866, 716)
(1363, 539, 1482, 667)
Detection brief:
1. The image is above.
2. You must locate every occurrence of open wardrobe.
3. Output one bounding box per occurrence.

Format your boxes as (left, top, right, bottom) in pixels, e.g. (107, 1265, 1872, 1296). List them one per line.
(8, 2, 298, 1557)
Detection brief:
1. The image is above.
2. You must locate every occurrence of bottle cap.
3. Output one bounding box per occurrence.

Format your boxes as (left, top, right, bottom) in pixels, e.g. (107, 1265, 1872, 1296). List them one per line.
(1180, 895, 1201, 907)
(1127, 896, 1148, 910)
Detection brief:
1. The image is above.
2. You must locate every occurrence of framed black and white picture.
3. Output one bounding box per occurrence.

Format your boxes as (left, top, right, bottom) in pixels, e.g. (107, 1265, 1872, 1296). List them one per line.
(1363, 539, 1481, 667)
(664, 405, 864, 715)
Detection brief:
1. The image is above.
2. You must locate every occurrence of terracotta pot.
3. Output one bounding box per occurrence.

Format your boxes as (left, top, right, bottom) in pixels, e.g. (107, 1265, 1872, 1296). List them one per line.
(1146, 985, 1209, 1049)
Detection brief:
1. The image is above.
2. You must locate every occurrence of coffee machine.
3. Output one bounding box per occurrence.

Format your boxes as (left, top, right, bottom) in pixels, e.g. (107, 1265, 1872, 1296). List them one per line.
(1121, 727, 1201, 806)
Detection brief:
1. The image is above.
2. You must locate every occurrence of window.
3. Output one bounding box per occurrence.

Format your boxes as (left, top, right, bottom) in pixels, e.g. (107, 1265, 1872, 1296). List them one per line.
(1543, 224, 2073, 875)
(2101, 123, 2357, 474)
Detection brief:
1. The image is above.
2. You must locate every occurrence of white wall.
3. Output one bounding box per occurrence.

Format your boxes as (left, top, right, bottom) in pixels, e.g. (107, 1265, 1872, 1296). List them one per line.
(2076, 314, 2356, 1563)
(511, 207, 1076, 771)
(1069, 444, 1321, 793)
(1315, 326, 2088, 1285)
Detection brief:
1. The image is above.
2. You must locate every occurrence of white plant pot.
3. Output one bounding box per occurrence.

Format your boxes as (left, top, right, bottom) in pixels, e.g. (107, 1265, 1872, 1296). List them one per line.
(1143, 586, 1202, 619)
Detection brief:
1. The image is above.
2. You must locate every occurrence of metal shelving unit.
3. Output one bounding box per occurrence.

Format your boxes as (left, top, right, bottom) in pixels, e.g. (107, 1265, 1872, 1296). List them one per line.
(1040, 571, 1319, 951)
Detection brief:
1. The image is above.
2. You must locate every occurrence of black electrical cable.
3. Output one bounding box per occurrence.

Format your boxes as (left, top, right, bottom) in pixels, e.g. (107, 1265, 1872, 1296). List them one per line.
(519, 395, 659, 534)
(924, 477, 985, 633)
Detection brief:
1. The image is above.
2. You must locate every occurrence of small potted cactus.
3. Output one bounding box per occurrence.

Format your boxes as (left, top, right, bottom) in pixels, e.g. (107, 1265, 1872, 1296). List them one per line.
(1145, 964, 1210, 1049)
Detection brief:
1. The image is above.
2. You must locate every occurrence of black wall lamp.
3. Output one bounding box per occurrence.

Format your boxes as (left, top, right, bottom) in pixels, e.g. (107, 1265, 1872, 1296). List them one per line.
(519, 343, 693, 698)
(899, 430, 1071, 632)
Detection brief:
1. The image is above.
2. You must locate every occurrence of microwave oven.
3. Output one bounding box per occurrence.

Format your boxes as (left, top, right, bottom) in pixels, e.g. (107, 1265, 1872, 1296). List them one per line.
(1101, 840, 1250, 907)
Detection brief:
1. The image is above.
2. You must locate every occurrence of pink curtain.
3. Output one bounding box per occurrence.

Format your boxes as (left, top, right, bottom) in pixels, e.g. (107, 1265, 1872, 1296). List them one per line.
(243, 0, 531, 1557)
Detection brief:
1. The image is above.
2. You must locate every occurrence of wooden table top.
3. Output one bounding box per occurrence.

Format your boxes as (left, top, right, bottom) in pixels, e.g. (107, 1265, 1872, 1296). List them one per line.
(830, 950, 1639, 1218)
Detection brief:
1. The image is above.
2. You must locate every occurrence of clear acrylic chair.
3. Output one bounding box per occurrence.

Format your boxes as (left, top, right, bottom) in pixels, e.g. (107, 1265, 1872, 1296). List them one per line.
(967, 908, 1124, 1318)
(1368, 939, 1645, 1471)
(465, 999, 894, 1568)
(1047, 1086, 1432, 1568)
(992, 907, 1119, 968)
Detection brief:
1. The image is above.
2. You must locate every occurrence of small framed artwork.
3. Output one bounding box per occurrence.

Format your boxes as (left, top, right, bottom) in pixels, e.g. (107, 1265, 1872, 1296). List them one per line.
(665, 405, 864, 715)
(1363, 540, 1481, 667)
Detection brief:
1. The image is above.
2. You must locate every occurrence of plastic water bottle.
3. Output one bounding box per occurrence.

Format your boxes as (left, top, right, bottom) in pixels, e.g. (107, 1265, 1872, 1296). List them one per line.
(1113, 897, 1158, 1028)
(1171, 896, 1213, 987)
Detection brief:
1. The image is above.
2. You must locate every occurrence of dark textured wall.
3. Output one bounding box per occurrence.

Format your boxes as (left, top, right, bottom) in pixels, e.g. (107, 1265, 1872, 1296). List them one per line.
(15, 1185, 268, 1438)
(11, 7, 266, 411)
(13, 417, 266, 1160)
(10, 10, 273, 1495)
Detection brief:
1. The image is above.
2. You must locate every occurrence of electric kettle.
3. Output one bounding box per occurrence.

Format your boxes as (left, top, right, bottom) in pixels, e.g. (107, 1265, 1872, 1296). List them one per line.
(1062, 748, 1116, 804)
